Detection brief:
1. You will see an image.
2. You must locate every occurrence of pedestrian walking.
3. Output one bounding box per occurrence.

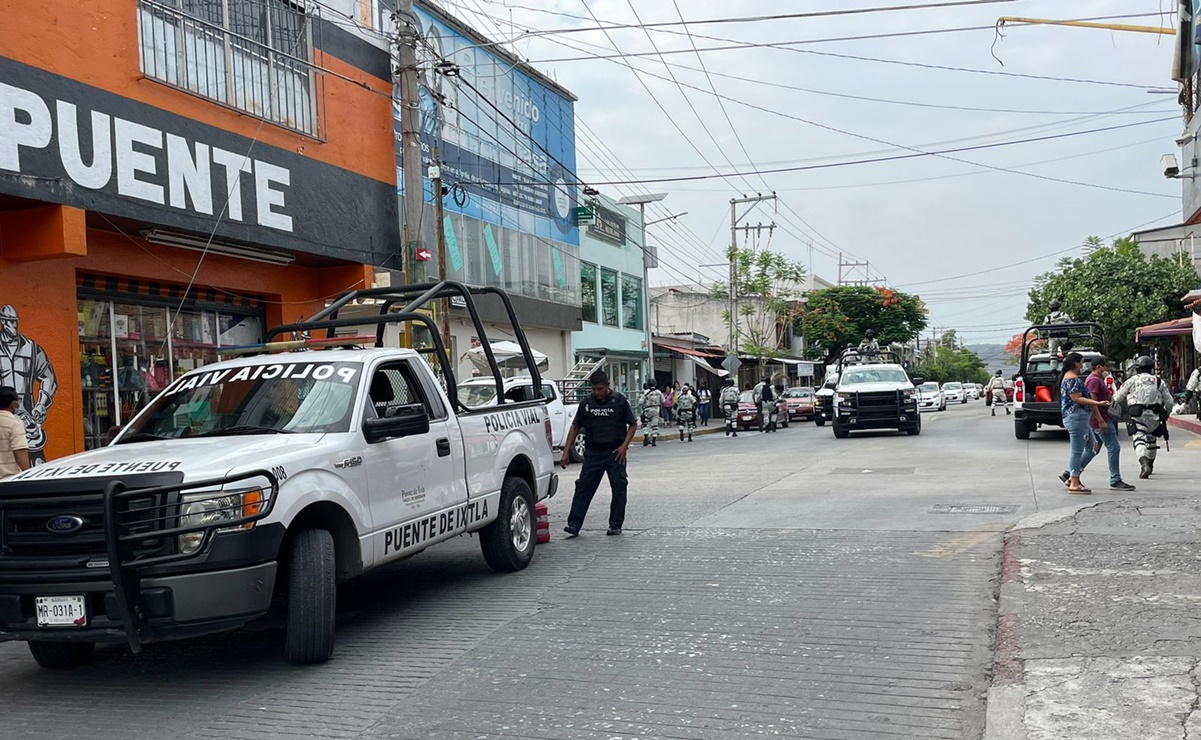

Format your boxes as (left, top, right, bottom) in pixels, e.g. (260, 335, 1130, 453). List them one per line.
(639, 380, 664, 447)
(697, 383, 711, 426)
(561, 371, 638, 537)
(719, 378, 741, 437)
(1112, 355, 1174, 479)
(986, 370, 1009, 416)
(1059, 352, 1110, 494)
(662, 380, 676, 425)
(1060, 358, 1135, 491)
(0, 386, 32, 478)
(675, 383, 698, 442)
(753, 375, 777, 432)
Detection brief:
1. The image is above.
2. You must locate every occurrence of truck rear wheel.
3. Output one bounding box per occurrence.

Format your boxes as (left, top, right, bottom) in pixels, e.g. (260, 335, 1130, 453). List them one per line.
(1014, 422, 1031, 440)
(28, 641, 95, 669)
(570, 432, 586, 463)
(285, 528, 336, 665)
(480, 477, 536, 573)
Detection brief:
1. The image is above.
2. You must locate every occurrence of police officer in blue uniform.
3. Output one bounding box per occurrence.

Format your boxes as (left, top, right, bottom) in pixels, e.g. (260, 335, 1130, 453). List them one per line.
(561, 370, 638, 536)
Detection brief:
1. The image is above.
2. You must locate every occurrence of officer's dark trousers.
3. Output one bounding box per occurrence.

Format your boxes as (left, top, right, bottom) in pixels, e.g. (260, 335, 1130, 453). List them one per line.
(567, 450, 627, 530)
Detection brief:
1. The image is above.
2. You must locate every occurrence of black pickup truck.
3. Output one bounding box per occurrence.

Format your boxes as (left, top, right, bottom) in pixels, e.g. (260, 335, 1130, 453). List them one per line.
(1013, 322, 1107, 440)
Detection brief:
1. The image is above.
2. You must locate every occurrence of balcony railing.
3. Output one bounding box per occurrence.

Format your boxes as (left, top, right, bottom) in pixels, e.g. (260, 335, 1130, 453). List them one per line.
(137, 0, 323, 138)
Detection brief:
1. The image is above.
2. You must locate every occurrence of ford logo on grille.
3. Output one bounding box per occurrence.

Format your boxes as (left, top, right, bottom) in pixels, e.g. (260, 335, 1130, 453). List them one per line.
(45, 515, 86, 534)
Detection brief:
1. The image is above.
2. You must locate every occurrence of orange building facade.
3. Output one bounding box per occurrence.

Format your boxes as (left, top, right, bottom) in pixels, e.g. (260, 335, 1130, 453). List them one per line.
(0, 0, 398, 462)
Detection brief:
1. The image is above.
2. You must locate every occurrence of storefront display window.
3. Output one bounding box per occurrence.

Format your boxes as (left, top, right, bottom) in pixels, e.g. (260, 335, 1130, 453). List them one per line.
(78, 299, 116, 450)
(76, 296, 264, 448)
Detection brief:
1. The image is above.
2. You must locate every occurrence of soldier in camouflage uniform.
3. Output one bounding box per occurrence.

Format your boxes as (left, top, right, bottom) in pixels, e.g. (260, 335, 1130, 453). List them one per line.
(857, 329, 881, 361)
(675, 383, 698, 442)
(986, 369, 1009, 416)
(719, 378, 741, 437)
(1044, 300, 1073, 359)
(1111, 355, 1173, 479)
(639, 380, 664, 448)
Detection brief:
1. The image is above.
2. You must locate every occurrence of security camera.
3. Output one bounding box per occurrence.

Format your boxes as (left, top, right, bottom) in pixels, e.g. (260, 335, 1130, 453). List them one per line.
(1163, 153, 1181, 179)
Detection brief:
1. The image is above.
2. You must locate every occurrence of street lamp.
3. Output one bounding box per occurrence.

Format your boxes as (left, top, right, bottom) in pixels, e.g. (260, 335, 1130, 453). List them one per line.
(617, 193, 668, 388)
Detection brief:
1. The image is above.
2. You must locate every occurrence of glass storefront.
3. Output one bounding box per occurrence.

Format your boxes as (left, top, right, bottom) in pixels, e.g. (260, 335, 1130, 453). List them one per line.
(77, 294, 263, 449)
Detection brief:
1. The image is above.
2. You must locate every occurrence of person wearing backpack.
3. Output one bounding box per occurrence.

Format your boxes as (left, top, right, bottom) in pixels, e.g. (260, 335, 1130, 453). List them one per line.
(753, 375, 777, 432)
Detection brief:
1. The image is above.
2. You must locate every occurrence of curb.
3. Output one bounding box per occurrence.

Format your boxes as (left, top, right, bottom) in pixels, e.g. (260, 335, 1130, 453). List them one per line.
(984, 531, 1028, 739)
(1169, 414, 1201, 437)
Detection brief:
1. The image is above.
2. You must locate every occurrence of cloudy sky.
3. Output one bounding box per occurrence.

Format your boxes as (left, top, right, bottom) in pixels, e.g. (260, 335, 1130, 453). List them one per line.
(440, 0, 1181, 344)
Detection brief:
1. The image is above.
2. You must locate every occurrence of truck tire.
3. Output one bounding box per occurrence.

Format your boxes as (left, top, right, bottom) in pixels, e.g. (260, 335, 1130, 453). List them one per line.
(907, 415, 922, 436)
(570, 432, 586, 464)
(832, 423, 850, 439)
(815, 416, 825, 427)
(1014, 422, 1031, 440)
(480, 477, 536, 573)
(285, 528, 336, 665)
(28, 641, 95, 669)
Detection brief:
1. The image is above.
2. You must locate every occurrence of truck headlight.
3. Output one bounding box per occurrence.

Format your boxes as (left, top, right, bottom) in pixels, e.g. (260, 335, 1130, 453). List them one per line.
(178, 489, 266, 555)
(837, 392, 854, 406)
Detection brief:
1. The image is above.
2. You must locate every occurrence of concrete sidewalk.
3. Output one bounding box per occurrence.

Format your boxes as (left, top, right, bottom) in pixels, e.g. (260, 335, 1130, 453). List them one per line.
(986, 497, 1201, 740)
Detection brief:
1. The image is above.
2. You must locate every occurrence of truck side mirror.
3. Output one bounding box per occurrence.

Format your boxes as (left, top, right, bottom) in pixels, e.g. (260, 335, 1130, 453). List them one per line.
(910, 377, 925, 386)
(364, 404, 431, 443)
(823, 380, 837, 390)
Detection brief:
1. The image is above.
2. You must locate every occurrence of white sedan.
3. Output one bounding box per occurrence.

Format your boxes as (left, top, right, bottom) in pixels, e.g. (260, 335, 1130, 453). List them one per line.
(918, 382, 946, 411)
(941, 382, 967, 404)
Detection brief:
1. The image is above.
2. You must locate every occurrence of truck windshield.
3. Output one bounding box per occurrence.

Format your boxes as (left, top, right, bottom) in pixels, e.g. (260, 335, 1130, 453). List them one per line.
(120, 361, 363, 440)
(842, 368, 911, 385)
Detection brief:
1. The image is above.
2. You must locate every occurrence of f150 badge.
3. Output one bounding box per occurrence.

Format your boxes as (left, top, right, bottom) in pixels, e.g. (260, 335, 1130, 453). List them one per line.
(334, 456, 362, 469)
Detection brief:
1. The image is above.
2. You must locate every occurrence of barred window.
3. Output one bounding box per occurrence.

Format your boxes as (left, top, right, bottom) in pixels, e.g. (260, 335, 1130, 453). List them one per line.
(138, 0, 320, 137)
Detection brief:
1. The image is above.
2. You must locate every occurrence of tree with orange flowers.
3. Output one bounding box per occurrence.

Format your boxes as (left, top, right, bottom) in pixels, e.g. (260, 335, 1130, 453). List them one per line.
(798, 285, 927, 365)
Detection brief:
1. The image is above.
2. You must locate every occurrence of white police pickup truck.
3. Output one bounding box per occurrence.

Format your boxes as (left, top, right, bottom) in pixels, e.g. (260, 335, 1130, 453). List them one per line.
(457, 376, 583, 462)
(0, 283, 557, 668)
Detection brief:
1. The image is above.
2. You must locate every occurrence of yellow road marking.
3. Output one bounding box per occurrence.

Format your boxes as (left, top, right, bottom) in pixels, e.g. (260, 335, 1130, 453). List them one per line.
(915, 530, 997, 558)
(1186, 440, 1201, 449)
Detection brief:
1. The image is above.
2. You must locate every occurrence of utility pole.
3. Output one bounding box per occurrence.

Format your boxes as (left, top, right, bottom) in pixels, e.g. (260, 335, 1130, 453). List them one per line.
(395, 0, 425, 287)
(728, 193, 776, 375)
(837, 254, 871, 286)
(431, 146, 451, 352)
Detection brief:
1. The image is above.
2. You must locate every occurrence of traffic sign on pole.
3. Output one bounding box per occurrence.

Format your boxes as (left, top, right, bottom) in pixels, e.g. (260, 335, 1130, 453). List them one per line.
(722, 354, 742, 374)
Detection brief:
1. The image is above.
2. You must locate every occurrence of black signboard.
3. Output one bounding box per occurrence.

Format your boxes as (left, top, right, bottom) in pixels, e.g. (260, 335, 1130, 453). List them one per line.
(587, 204, 627, 247)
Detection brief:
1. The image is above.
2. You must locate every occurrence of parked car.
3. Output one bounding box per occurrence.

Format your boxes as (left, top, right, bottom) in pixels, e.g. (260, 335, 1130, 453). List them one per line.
(965, 384, 980, 401)
(941, 382, 965, 404)
(917, 382, 946, 411)
(734, 390, 789, 430)
(0, 284, 557, 669)
(782, 387, 816, 421)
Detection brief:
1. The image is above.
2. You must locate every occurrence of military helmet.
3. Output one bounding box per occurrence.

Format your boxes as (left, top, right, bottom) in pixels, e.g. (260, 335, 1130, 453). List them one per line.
(865, 329, 875, 338)
(1135, 355, 1154, 371)
(995, 369, 1003, 376)
(724, 377, 735, 387)
(1049, 300, 1060, 312)
(647, 379, 657, 389)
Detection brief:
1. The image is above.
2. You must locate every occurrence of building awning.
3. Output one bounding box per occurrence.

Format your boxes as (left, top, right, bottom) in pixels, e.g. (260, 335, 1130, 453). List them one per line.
(574, 347, 648, 359)
(686, 355, 729, 377)
(654, 341, 724, 358)
(1136, 317, 1193, 341)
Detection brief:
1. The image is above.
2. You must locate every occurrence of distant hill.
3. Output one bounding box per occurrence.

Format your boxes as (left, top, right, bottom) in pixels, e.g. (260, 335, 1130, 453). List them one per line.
(966, 344, 1014, 371)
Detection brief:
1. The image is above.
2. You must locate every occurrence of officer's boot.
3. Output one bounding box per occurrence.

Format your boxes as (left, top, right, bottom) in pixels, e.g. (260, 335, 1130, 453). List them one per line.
(1147, 457, 1155, 476)
(679, 425, 684, 442)
(991, 408, 995, 417)
(1005, 406, 1011, 415)
(1139, 456, 1151, 479)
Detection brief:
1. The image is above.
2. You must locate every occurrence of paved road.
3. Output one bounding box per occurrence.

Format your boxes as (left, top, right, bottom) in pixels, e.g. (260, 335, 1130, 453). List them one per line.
(4, 401, 1199, 738)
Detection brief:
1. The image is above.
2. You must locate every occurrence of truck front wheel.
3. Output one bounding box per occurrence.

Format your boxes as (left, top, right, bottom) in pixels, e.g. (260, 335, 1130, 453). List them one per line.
(285, 528, 336, 665)
(480, 477, 536, 572)
(28, 641, 95, 669)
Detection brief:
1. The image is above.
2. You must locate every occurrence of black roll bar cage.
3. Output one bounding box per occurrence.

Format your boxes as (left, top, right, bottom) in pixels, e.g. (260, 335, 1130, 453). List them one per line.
(1019, 322, 1107, 365)
(265, 281, 543, 413)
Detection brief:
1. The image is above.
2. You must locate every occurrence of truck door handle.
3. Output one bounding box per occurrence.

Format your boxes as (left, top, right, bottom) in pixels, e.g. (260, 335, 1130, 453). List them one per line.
(436, 438, 451, 457)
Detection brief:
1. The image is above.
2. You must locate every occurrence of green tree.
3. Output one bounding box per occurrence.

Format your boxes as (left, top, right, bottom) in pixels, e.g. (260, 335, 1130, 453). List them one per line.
(915, 339, 990, 385)
(711, 246, 808, 369)
(1026, 237, 1197, 361)
(798, 285, 928, 365)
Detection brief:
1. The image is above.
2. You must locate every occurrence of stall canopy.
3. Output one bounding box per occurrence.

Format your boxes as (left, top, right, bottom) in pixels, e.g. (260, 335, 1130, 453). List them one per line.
(1135, 317, 1192, 341)
(464, 341, 549, 372)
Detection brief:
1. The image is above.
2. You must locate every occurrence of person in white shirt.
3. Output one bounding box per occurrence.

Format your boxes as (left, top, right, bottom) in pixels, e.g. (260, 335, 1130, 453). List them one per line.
(0, 386, 31, 478)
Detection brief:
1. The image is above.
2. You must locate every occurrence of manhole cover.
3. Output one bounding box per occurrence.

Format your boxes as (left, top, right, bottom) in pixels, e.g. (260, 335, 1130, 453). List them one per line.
(830, 467, 915, 475)
(930, 504, 1021, 515)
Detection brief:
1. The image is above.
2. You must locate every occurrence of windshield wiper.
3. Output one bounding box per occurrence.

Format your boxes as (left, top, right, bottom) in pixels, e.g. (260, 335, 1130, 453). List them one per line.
(193, 425, 297, 437)
(115, 432, 167, 444)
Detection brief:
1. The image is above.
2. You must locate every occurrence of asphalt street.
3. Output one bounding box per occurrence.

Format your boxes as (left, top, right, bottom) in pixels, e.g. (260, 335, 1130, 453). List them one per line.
(5, 400, 1201, 739)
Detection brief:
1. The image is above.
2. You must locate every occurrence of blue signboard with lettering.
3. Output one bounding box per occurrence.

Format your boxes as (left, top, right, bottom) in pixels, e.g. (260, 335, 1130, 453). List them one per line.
(394, 7, 579, 246)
